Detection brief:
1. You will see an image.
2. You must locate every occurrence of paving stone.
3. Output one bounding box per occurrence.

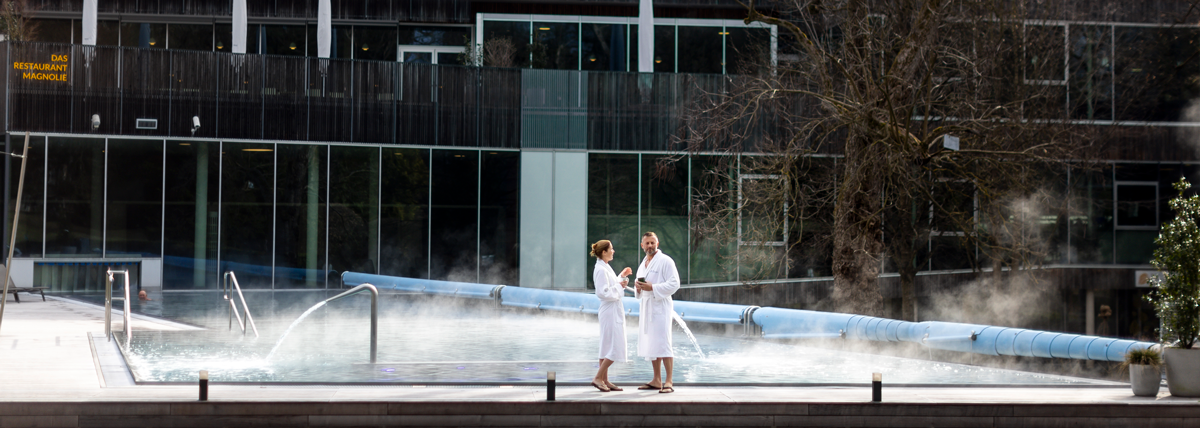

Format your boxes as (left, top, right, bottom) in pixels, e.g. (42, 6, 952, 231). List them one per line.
(0, 415, 78, 428)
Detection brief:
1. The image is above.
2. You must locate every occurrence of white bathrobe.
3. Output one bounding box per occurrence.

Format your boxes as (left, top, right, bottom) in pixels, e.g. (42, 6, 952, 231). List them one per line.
(635, 250, 680, 359)
(593, 259, 628, 362)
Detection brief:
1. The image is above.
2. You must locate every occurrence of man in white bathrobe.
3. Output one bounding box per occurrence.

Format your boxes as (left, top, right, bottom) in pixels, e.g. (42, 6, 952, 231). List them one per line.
(634, 231, 680, 393)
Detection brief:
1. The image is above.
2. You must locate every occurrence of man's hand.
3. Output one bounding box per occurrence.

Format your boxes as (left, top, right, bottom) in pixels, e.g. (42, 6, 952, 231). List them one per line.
(637, 280, 653, 292)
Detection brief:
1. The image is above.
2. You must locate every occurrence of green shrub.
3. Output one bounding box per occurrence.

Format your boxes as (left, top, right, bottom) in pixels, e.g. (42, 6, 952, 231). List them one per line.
(1148, 178, 1200, 349)
(1123, 346, 1163, 368)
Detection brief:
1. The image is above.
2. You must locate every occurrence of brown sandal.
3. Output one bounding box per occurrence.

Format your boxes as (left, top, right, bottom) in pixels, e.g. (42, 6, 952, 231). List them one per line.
(637, 383, 660, 390)
(591, 381, 610, 392)
(606, 382, 623, 391)
(659, 386, 674, 393)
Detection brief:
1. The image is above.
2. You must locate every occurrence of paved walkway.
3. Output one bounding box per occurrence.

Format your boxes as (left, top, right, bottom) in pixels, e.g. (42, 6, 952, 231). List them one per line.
(1, 293, 1198, 427)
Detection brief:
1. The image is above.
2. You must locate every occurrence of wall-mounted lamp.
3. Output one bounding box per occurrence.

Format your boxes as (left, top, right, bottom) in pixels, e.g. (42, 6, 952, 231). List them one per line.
(217, 41, 224, 50)
(289, 42, 297, 50)
(654, 56, 662, 64)
(91, 114, 100, 131)
(191, 116, 201, 136)
(148, 37, 157, 46)
(362, 44, 369, 51)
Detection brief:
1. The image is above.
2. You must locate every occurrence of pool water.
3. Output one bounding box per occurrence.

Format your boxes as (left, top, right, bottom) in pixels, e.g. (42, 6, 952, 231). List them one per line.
(88, 291, 1117, 385)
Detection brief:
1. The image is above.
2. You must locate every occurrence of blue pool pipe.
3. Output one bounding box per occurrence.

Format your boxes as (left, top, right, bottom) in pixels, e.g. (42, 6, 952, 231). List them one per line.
(340, 272, 1155, 362)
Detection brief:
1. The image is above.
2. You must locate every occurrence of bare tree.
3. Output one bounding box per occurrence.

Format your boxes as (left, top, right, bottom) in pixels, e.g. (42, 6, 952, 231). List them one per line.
(678, 0, 1103, 318)
(0, 0, 37, 42)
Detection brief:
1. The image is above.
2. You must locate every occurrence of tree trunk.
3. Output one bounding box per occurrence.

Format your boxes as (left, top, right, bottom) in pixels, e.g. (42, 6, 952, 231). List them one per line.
(831, 137, 884, 317)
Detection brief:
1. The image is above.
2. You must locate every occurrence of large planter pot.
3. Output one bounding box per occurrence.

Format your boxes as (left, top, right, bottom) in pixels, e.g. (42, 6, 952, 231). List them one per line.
(1129, 364, 1161, 397)
(1164, 347, 1200, 397)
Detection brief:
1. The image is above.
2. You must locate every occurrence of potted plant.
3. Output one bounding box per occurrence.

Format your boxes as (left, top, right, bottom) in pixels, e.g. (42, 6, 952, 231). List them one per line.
(1123, 346, 1162, 397)
(1147, 178, 1200, 397)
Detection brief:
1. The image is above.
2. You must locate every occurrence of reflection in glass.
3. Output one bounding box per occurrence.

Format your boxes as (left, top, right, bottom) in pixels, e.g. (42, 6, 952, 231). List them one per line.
(482, 21, 530, 68)
(677, 26, 722, 74)
(642, 155, 689, 283)
(73, 20, 119, 46)
(587, 154, 640, 288)
(306, 24, 352, 59)
(263, 25, 306, 56)
(430, 150, 478, 281)
(380, 148, 429, 278)
(532, 22, 579, 70)
(45, 137, 104, 257)
(437, 52, 461, 65)
(653, 25, 675, 73)
(402, 51, 432, 63)
(726, 27, 770, 75)
(168, 24, 213, 51)
(480, 151, 519, 285)
(120, 23, 167, 49)
(10, 136, 45, 258)
(1115, 26, 1200, 121)
(1069, 166, 1113, 264)
(398, 26, 470, 46)
(582, 23, 627, 72)
(31, 19, 72, 44)
(220, 143, 275, 288)
(275, 144, 327, 288)
(329, 146, 380, 275)
(1069, 25, 1113, 120)
(106, 139, 163, 257)
(355, 26, 398, 61)
(163, 141, 220, 289)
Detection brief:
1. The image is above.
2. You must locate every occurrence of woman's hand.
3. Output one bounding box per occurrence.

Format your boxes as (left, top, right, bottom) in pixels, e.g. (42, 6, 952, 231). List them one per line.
(619, 267, 632, 277)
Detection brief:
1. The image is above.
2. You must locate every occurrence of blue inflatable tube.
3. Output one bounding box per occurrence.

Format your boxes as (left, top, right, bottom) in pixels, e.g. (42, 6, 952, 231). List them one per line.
(341, 272, 498, 300)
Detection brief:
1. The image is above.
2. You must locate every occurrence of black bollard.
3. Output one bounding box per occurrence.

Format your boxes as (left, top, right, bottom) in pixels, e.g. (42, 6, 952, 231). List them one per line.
(547, 371, 556, 401)
(871, 373, 881, 402)
(199, 370, 209, 401)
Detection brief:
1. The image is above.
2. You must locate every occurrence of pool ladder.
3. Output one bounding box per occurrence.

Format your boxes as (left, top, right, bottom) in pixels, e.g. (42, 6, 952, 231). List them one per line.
(104, 268, 132, 344)
(223, 271, 259, 338)
(322, 283, 379, 363)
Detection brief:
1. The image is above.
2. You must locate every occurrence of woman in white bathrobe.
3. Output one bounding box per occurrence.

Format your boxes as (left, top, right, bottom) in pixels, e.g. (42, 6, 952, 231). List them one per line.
(590, 239, 632, 392)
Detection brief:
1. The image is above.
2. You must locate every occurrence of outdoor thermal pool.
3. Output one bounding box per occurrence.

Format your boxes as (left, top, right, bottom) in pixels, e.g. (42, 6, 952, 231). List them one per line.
(75, 290, 1119, 385)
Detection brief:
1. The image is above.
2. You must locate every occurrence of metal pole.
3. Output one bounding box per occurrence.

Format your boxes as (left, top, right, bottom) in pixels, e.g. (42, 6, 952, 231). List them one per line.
(323, 283, 378, 363)
(0, 132, 31, 335)
(104, 271, 113, 340)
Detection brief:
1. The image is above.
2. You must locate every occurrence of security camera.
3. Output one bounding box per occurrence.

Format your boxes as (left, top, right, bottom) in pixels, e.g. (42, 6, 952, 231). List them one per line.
(91, 114, 100, 131)
(191, 116, 200, 136)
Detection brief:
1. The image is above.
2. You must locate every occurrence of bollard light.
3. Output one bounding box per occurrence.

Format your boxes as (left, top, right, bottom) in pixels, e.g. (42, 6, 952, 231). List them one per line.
(547, 371, 556, 401)
(199, 370, 209, 401)
(871, 372, 882, 402)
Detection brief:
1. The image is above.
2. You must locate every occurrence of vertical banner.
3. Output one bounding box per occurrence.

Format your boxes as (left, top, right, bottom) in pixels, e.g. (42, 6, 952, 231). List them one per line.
(232, 0, 247, 54)
(317, 0, 332, 58)
(637, 0, 655, 73)
(81, 0, 97, 45)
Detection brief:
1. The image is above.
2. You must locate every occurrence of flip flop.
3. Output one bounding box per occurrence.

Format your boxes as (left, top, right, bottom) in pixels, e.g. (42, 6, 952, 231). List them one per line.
(637, 383, 660, 390)
(659, 386, 674, 394)
(606, 383, 624, 391)
(591, 382, 610, 392)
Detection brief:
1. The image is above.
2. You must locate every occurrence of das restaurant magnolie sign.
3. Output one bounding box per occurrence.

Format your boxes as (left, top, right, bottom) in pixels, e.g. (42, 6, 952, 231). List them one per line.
(13, 53, 69, 82)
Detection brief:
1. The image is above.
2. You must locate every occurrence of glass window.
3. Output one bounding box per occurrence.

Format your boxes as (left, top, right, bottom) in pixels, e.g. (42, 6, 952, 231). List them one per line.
(274, 144, 327, 288)
(1116, 183, 1157, 227)
(45, 137, 105, 257)
(587, 154, 640, 288)
(436, 52, 461, 65)
(401, 51, 432, 63)
(355, 26, 397, 61)
(688, 155, 737, 283)
(73, 20, 119, 46)
(31, 19, 72, 44)
(726, 27, 770, 75)
(480, 151, 519, 285)
(168, 24, 213, 51)
(10, 136, 45, 258)
(677, 26, 722, 74)
(1025, 25, 1065, 82)
(398, 26, 470, 46)
(642, 155, 689, 283)
(653, 25, 675, 73)
(163, 140, 220, 289)
(106, 139, 163, 257)
(329, 146, 380, 275)
(305, 24, 352, 59)
(120, 23, 166, 49)
(532, 22, 578, 70)
(263, 25, 306, 56)
(1069, 166, 1112, 264)
(582, 23, 627, 72)
(481, 21, 530, 68)
(220, 142, 275, 288)
(1069, 25, 1113, 120)
(380, 148, 429, 278)
(1115, 26, 1200, 122)
(430, 150, 478, 281)
(215, 23, 259, 53)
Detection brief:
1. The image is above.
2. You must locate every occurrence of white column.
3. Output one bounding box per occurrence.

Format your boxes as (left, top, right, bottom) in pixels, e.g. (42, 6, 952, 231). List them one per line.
(637, 0, 655, 72)
(232, 0, 248, 54)
(81, 0, 97, 45)
(317, 0, 332, 58)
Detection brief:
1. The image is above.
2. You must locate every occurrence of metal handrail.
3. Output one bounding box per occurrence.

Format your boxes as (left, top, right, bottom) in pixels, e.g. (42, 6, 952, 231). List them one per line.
(104, 268, 131, 344)
(222, 271, 259, 338)
(323, 283, 379, 363)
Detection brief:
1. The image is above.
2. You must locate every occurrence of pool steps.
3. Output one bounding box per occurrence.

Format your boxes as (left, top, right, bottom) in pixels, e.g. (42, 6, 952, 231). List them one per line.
(340, 272, 1156, 363)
